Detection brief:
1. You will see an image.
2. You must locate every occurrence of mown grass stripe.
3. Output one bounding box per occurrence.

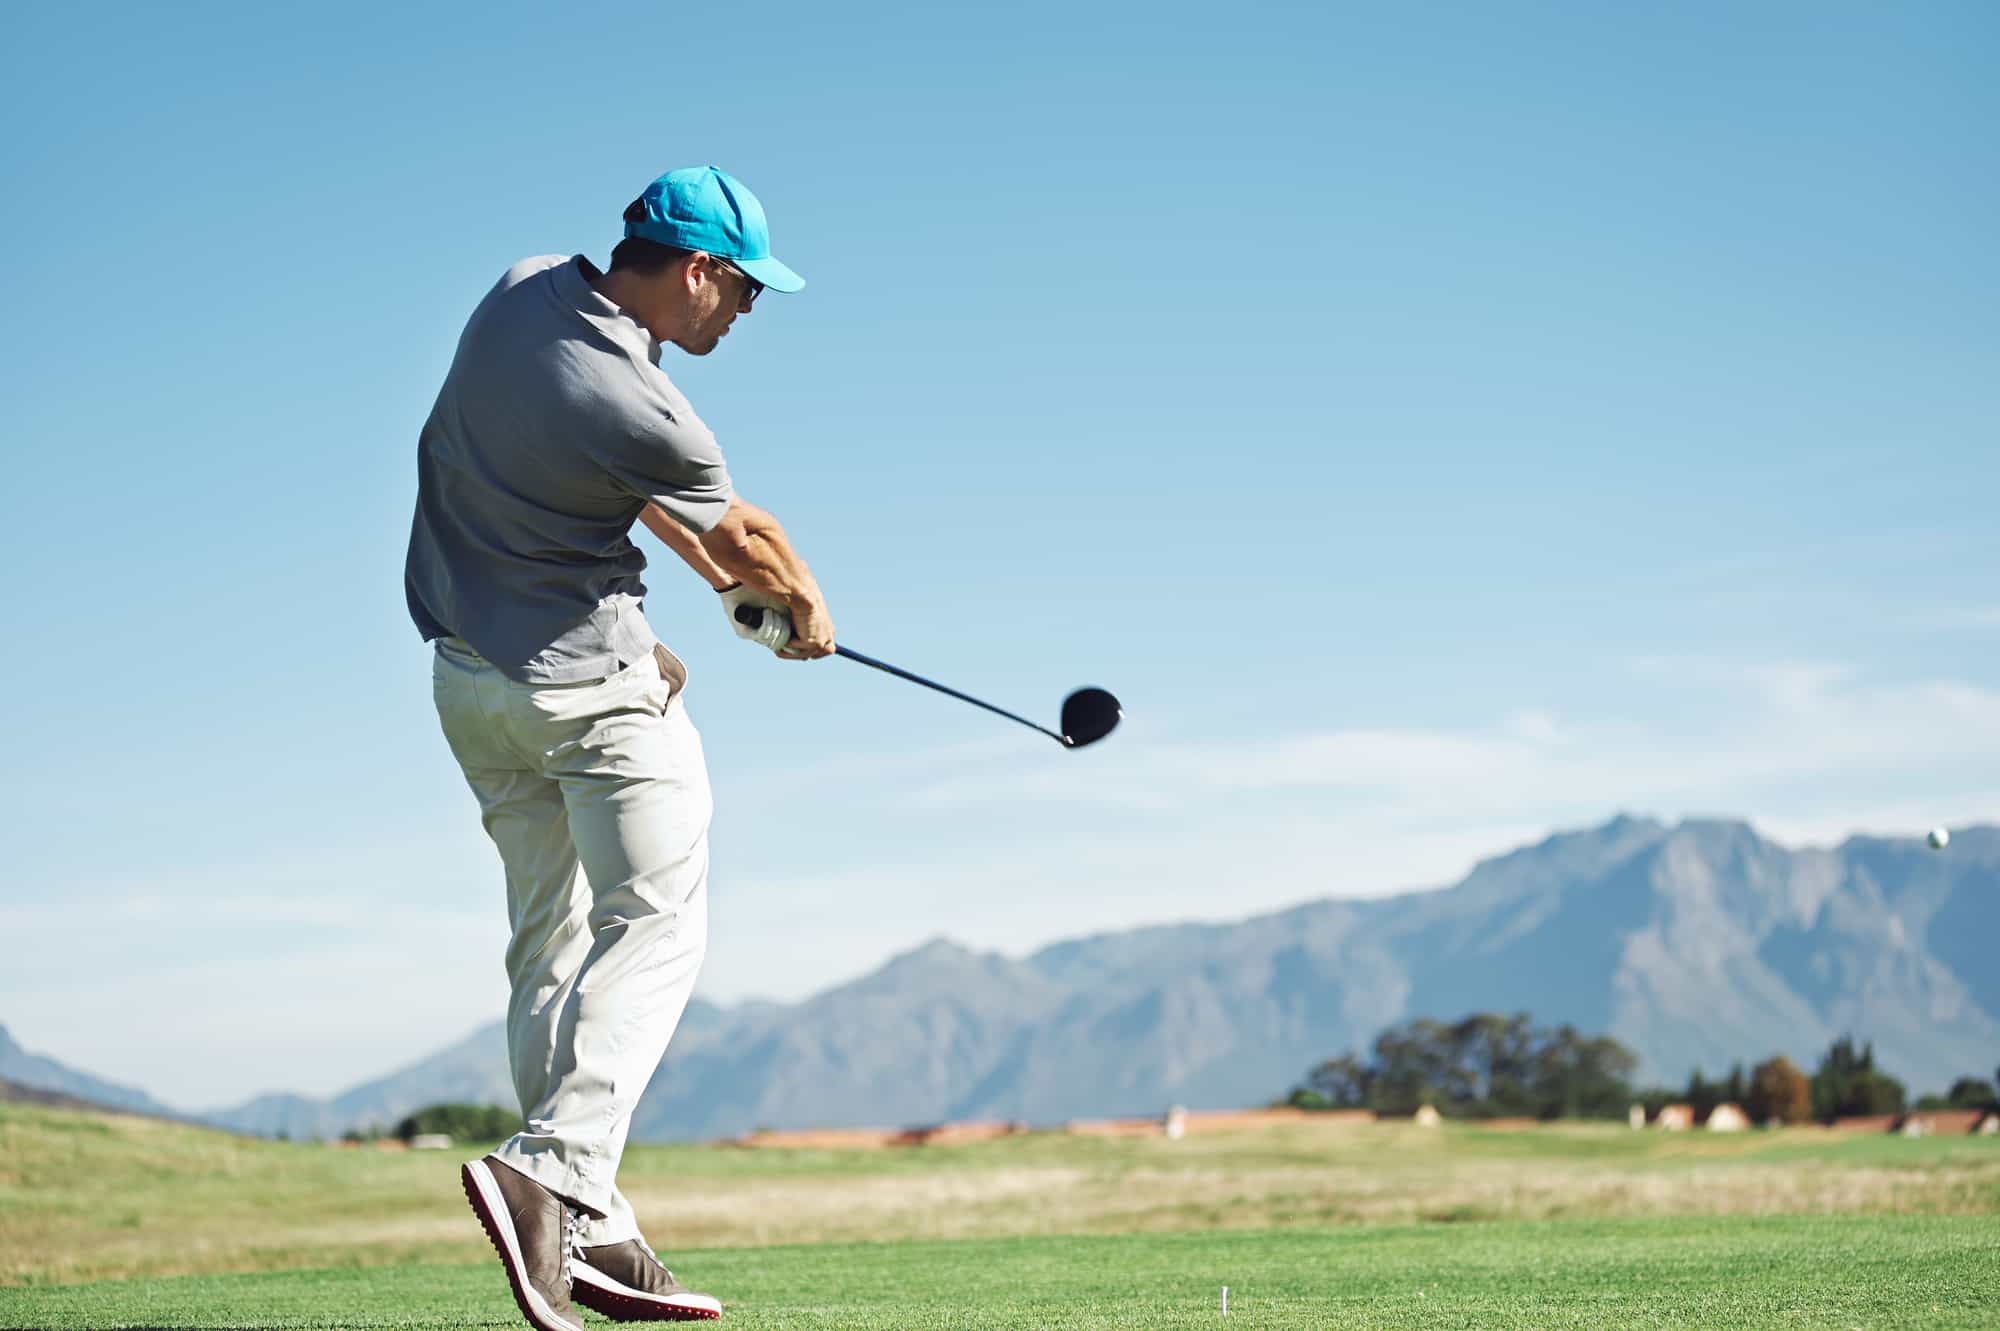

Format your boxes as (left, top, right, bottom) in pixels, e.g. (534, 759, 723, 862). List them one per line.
(3, 1217, 1996, 1330)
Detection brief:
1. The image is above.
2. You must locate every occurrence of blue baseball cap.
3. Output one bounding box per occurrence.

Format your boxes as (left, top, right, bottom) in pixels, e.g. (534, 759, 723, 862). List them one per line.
(624, 166, 805, 294)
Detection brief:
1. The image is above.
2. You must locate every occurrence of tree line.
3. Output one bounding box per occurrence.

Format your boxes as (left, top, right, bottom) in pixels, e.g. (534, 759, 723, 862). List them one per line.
(1639, 1038, 2000, 1124)
(336, 1101, 522, 1145)
(1286, 1015, 2000, 1123)
(1284, 1013, 1635, 1119)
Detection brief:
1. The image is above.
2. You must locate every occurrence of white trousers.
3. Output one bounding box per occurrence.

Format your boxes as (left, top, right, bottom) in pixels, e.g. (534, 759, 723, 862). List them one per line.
(431, 635, 711, 1246)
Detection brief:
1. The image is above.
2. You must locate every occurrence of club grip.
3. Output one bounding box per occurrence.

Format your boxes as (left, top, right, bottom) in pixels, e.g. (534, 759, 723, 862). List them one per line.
(734, 604, 765, 627)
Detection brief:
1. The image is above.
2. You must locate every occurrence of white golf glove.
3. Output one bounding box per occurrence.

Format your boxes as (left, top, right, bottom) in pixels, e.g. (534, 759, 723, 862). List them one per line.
(718, 583, 793, 654)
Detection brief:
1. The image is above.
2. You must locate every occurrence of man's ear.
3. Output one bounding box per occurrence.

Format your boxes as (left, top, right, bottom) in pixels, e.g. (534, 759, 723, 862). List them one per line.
(682, 253, 718, 298)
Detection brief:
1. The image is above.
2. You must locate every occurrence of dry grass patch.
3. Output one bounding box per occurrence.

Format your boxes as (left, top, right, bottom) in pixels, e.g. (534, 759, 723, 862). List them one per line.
(5, 1104, 1998, 1286)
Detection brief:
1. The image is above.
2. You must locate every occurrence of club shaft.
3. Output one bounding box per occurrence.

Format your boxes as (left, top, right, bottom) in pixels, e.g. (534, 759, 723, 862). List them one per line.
(835, 645, 1068, 745)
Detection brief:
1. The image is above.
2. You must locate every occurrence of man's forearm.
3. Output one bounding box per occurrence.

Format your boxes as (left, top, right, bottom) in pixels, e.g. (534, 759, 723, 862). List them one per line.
(696, 498, 823, 612)
(639, 503, 734, 590)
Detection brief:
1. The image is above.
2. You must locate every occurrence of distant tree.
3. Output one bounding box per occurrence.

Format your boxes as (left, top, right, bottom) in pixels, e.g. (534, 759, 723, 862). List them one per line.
(1371, 1018, 1473, 1115)
(1809, 1037, 1906, 1121)
(1455, 1013, 1538, 1116)
(1722, 1062, 1747, 1108)
(1855, 1073, 1907, 1117)
(395, 1103, 521, 1144)
(1686, 1068, 1722, 1123)
(1947, 1077, 1998, 1110)
(1301, 1053, 1374, 1109)
(1809, 1037, 1867, 1121)
(1529, 1025, 1638, 1120)
(1746, 1056, 1812, 1125)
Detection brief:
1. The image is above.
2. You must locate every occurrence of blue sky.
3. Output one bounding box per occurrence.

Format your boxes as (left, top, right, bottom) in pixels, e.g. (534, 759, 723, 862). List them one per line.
(2, 0, 1994, 1109)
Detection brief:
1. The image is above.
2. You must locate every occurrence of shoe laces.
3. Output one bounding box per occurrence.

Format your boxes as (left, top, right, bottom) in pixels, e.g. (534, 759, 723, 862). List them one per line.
(562, 1206, 582, 1287)
(635, 1237, 679, 1287)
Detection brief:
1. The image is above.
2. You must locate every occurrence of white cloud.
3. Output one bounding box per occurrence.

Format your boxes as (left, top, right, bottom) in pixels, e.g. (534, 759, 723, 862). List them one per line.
(906, 660, 2000, 817)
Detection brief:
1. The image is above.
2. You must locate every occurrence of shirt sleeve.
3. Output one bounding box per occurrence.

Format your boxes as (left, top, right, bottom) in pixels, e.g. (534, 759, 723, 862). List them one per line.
(586, 366, 735, 534)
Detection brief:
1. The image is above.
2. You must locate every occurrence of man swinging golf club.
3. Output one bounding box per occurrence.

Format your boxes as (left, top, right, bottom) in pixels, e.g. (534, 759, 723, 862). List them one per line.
(404, 165, 831, 1329)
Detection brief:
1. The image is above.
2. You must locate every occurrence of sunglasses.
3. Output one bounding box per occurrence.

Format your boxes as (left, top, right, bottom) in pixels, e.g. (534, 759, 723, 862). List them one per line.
(708, 254, 763, 307)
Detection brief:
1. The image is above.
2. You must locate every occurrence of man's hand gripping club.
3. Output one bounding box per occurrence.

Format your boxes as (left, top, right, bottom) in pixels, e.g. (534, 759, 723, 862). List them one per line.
(719, 583, 795, 652)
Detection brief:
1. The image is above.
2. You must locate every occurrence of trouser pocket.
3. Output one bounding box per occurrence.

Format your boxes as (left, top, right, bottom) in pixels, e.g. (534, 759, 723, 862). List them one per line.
(650, 642, 688, 701)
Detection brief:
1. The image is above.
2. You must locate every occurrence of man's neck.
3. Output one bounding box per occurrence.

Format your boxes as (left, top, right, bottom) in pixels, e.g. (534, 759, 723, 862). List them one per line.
(589, 266, 642, 315)
(591, 268, 681, 346)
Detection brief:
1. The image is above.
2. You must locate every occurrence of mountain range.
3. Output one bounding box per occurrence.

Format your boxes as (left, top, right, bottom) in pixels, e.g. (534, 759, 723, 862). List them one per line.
(0, 1024, 181, 1120)
(9, 816, 1995, 1140)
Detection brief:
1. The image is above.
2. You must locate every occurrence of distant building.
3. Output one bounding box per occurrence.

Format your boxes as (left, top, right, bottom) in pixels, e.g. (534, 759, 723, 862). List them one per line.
(1892, 1110, 2000, 1138)
(1705, 1103, 1751, 1132)
(1163, 1105, 1188, 1140)
(409, 1133, 453, 1150)
(1628, 1104, 1646, 1130)
(1185, 1107, 1372, 1133)
(891, 1121, 1023, 1147)
(1067, 1117, 1167, 1139)
(1413, 1104, 1442, 1128)
(734, 1127, 896, 1149)
(1654, 1103, 1694, 1131)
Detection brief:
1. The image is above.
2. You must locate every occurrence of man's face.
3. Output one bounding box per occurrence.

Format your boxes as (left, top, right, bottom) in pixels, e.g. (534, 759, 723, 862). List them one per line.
(674, 255, 760, 356)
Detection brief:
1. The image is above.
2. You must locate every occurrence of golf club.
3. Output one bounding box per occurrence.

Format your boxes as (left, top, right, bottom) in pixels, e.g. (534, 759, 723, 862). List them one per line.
(733, 605, 1122, 749)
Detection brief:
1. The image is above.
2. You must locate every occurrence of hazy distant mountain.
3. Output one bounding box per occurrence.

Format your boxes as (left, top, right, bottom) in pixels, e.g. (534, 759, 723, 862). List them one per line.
(201, 998, 735, 1138)
(0, 1023, 182, 1120)
(203, 1012, 513, 1138)
(181, 816, 2000, 1140)
(635, 817, 1999, 1135)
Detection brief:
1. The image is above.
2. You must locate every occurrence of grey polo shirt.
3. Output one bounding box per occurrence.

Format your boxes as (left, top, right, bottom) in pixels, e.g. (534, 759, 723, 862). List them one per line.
(404, 255, 733, 683)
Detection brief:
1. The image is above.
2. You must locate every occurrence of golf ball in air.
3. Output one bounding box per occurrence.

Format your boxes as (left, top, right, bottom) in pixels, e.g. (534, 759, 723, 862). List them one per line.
(1928, 827, 1950, 850)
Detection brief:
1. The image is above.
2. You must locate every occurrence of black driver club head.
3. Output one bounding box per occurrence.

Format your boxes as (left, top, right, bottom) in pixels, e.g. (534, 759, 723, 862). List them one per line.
(1059, 687, 1122, 749)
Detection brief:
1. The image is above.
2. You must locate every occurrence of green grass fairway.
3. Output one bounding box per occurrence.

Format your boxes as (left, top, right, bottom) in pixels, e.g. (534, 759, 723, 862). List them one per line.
(7, 1102, 1999, 1328)
(3, 1217, 1996, 1330)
